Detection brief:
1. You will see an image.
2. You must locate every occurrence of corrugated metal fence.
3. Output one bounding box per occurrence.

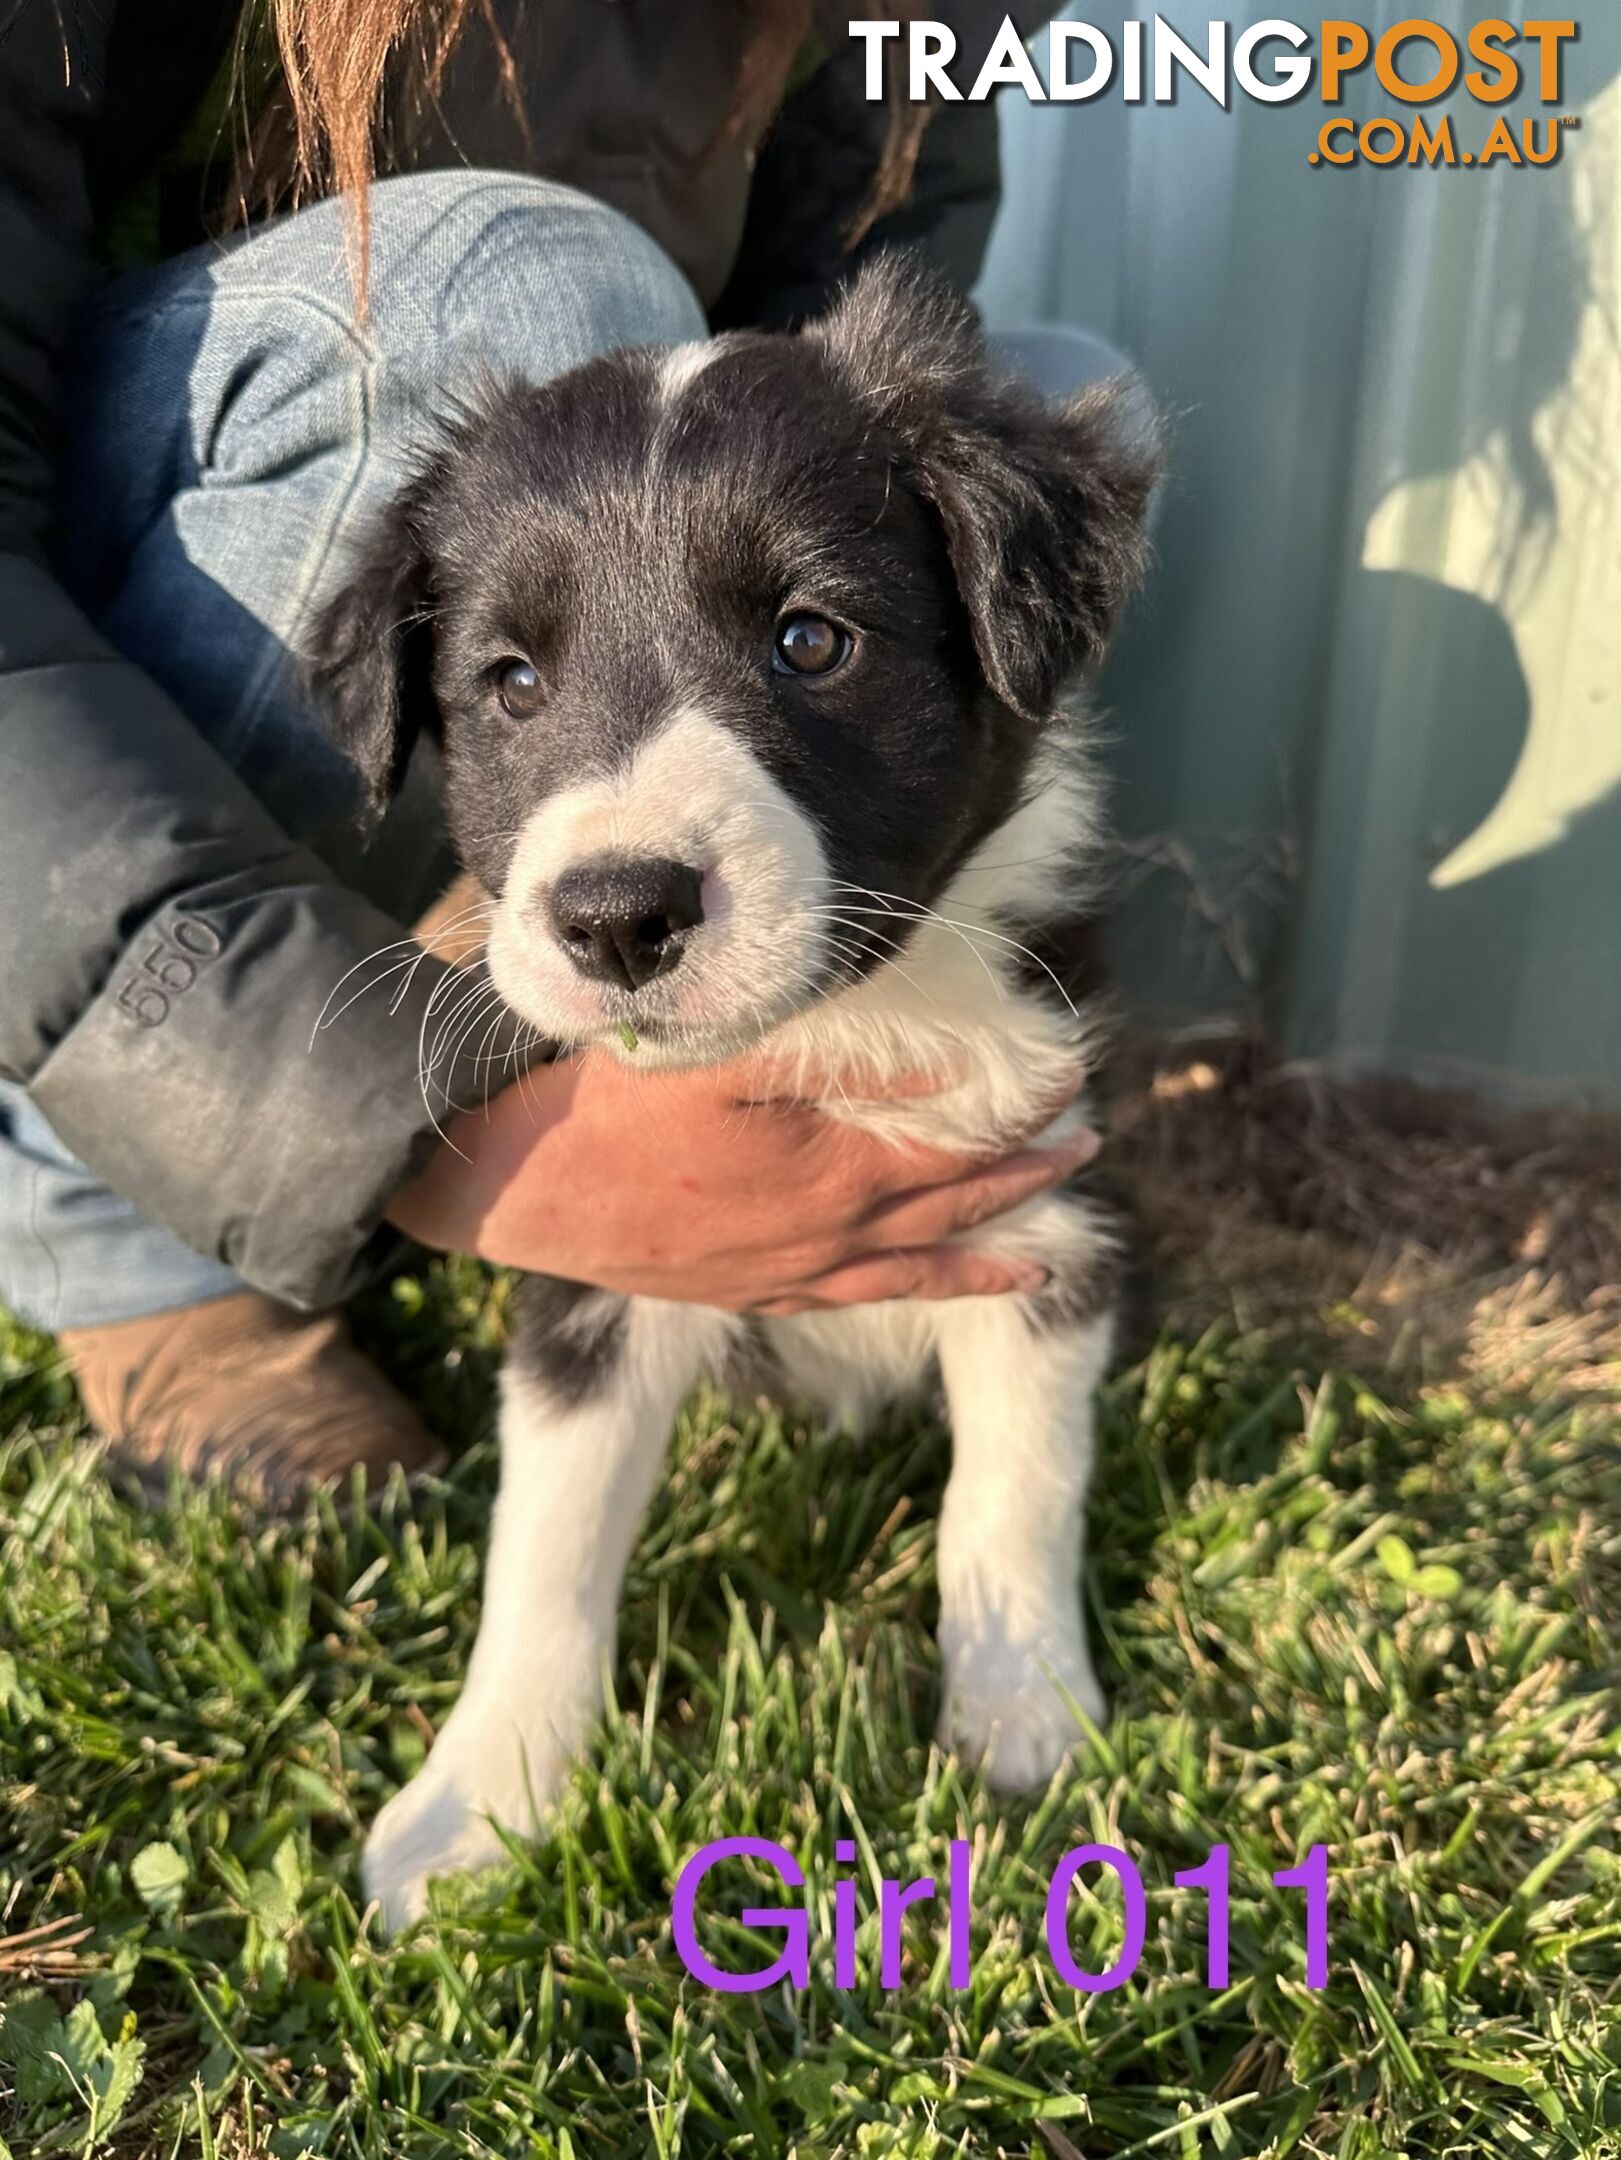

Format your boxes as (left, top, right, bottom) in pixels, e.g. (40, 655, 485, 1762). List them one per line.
(978, 1, 1621, 1108)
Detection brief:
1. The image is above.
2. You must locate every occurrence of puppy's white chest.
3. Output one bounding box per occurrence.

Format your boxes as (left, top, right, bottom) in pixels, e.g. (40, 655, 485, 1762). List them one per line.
(773, 925, 1091, 1158)
(761, 763, 1100, 1157)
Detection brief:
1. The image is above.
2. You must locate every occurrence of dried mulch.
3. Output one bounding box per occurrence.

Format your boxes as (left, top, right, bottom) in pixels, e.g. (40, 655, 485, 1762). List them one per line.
(1107, 1033, 1621, 1396)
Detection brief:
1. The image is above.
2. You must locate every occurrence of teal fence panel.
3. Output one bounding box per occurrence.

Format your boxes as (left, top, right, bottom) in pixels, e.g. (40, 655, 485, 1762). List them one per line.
(978, 2, 1621, 1108)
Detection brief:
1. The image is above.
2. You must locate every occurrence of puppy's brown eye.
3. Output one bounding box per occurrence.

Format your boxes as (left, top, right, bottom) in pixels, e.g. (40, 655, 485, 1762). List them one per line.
(774, 612, 851, 677)
(495, 659, 543, 717)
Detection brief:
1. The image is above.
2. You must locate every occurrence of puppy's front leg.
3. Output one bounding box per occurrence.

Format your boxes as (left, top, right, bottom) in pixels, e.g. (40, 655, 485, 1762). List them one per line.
(934, 1226, 1115, 1789)
(363, 1289, 729, 1929)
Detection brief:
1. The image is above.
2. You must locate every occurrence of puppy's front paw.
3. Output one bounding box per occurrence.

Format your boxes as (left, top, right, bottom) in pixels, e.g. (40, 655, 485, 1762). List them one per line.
(362, 1713, 565, 1932)
(938, 1626, 1104, 1791)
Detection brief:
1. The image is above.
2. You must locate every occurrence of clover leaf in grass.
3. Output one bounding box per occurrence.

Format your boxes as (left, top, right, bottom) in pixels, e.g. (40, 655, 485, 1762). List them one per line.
(130, 1839, 191, 1915)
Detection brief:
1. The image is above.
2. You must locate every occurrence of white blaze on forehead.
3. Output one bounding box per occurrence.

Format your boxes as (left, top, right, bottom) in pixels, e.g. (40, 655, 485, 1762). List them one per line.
(486, 707, 832, 1056)
(658, 340, 721, 403)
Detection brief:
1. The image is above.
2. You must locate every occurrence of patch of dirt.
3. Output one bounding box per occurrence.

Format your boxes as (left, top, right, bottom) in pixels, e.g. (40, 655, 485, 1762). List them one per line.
(1107, 1034, 1621, 1397)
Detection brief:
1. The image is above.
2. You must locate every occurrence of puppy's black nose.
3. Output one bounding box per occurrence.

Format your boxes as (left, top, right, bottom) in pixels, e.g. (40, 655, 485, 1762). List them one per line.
(549, 855, 705, 991)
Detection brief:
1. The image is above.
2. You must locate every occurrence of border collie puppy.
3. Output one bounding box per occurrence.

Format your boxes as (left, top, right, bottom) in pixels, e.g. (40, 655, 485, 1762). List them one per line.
(311, 260, 1158, 1928)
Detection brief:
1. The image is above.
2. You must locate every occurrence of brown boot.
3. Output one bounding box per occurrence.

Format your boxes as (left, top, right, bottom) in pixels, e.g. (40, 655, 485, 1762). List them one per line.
(59, 1291, 447, 1509)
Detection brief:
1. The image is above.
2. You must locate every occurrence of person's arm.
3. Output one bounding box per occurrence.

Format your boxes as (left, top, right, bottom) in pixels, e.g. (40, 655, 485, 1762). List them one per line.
(0, 1, 470, 1311)
(712, 2, 1056, 330)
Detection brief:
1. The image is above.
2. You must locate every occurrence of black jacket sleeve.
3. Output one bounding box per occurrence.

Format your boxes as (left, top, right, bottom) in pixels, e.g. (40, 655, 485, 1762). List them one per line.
(713, 3, 1055, 329)
(0, 2, 468, 1311)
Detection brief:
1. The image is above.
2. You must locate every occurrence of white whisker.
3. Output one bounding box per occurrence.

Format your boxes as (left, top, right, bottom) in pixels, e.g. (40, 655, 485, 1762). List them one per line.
(825, 882, 1081, 1022)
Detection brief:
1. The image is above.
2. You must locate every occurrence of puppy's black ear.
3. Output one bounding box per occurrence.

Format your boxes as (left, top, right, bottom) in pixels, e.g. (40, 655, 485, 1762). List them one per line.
(306, 475, 440, 821)
(812, 258, 1161, 718)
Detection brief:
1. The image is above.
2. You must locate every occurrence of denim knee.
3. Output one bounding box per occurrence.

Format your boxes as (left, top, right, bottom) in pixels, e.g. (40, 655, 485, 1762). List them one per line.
(185, 170, 712, 407)
(83, 169, 710, 488)
(357, 172, 710, 371)
(191, 173, 709, 523)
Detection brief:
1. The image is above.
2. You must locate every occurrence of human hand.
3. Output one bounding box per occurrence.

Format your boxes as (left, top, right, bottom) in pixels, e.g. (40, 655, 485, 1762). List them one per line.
(388, 1047, 1096, 1313)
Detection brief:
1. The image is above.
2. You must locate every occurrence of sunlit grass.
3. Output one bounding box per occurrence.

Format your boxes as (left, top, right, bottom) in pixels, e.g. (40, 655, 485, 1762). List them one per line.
(2, 1259, 1618, 2157)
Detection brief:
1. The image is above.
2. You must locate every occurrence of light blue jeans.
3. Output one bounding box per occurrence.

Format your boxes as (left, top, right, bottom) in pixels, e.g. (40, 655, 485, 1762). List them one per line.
(0, 172, 706, 1332)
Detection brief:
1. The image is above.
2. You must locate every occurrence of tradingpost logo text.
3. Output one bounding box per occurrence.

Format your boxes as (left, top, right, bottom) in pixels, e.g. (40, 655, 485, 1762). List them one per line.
(851, 17, 1581, 168)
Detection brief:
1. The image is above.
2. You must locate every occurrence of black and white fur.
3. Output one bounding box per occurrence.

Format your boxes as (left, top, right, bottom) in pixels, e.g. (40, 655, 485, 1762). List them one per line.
(311, 262, 1158, 1929)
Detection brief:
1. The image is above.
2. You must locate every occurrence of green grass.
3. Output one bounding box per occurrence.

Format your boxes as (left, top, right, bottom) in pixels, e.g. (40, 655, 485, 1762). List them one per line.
(2, 1261, 1619, 2159)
